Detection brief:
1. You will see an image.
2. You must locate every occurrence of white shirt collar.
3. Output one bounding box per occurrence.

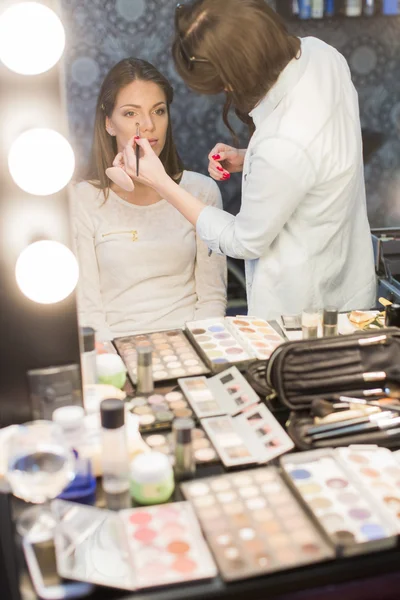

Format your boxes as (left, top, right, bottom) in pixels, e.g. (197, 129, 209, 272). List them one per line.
(249, 37, 309, 128)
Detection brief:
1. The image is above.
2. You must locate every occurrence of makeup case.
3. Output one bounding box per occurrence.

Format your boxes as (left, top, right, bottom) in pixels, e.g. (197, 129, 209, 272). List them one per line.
(250, 328, 400, 450)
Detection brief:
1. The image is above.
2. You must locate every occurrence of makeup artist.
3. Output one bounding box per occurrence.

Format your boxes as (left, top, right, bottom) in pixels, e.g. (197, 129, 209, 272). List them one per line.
(72, 58, 227, 341)
(118, 0, 376, 321)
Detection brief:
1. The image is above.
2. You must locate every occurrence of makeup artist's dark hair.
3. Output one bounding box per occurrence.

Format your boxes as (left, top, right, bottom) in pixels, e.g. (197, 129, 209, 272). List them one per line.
(84, 57, 184, 199)
(172, 0, 300, 140)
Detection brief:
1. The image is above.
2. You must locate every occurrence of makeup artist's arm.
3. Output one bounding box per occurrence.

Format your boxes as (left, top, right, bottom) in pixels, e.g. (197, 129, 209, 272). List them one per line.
(129, 138, 315, 260)
(193, 179, 227, 319)
(70, 184, 114, 341)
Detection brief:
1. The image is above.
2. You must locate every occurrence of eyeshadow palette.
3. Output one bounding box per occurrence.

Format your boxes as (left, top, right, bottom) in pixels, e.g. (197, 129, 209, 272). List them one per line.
(181, 467, 334, 581)
(201, 404, 294, 468)
(120, 502, 217, 588)
(280, 449, 397, 557)
(185, 316, 285, 372)
(144, 427, 219, 466)
(53, 500, 217, 591)
(114, 329, 209, 384)
(337, 445, 400, 532)
(126, 390, 194, 432)
(178, 366, 259, 419)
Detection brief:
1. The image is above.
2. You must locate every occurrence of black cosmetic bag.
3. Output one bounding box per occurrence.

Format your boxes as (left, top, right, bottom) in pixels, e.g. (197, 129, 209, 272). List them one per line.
(246, 328, 400, 450)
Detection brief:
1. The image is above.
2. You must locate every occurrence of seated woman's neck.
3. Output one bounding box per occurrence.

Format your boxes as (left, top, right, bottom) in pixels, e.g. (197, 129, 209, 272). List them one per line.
(113, 179, 162, 206)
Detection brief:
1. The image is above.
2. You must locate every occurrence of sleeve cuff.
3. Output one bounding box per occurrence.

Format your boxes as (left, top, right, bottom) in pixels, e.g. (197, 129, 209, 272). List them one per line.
(196, 205, 235, 255)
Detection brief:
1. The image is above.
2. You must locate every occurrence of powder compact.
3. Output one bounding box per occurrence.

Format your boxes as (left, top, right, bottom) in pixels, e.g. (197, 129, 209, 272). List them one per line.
(181, 467, 334, 581)
(185, 316, 286, 373)
(114, 329, 209, 384)
(178, 366, 260, 419)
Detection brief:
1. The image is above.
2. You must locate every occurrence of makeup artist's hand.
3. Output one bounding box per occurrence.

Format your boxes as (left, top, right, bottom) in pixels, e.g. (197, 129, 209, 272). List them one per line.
(119, 136, 168, 191)
(207, 143, 246, 180)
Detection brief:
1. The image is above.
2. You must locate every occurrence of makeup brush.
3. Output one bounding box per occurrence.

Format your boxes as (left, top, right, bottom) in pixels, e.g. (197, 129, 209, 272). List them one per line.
(135, 122, 140, 176)
(339, 395, 400, 414)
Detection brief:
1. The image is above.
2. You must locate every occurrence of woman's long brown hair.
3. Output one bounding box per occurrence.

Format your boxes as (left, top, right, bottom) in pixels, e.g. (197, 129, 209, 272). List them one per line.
(172, 0, 300, 141)
(84, 58, 184, 199)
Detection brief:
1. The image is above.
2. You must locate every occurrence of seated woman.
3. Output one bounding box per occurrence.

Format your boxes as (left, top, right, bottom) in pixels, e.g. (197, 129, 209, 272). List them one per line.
(72, 58, 227, 340)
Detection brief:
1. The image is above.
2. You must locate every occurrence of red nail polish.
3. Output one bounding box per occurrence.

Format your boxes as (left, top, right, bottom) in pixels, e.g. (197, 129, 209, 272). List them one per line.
(212, 154, 221, 160)
(134, 136, 140, 140)
(217, 166, 224, 172)
(222, 173, 230, 180)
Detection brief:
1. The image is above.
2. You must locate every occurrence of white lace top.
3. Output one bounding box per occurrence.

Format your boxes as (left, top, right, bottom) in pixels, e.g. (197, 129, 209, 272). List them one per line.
(71, 171, 227, 340)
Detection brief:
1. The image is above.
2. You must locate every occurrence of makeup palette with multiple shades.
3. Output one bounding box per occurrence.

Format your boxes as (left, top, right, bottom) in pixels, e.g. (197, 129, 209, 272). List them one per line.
(53, 500, 217, 591)
(144, 427, 219, 466)
(126, 390, 194, 432)
(337, 445, 400, 532)
(280, 449, 397, 557)
(120, 502, 217, 588)
(114, 329, 209, 384)
(178, 366, 259, 419)
(185, 316, 286, 373)
(181, 467, 334, 581)
(201, 404, 294, 468)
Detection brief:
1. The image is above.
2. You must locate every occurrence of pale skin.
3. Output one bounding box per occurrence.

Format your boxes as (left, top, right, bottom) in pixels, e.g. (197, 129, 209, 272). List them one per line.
(116, 135, 247, 225)
(105, 79, 170, 206)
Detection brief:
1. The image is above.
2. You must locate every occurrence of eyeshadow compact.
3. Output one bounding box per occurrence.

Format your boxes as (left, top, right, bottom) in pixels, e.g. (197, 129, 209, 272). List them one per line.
(185, 316, 285, 372)
(114, 329, 209, 384)
(337, 445, 400, 532)
(178, 366, 259, 419)
(126, 391, 194, 433)
(53, 500, 217, 591)
(181, 467, 334, 581)
(280, 449, 397, 557)
(201, 404, 294, 468)
(143, 427, 219, 466)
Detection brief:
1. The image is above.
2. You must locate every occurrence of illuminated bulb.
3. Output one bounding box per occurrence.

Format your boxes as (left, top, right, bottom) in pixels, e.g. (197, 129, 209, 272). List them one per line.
(8, 129, 75, 196)
(15, 241, 79, 304)
(0, 2, 65, 75)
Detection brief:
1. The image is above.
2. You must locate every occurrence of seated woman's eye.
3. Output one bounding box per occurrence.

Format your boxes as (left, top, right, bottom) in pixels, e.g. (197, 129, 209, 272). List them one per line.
(155, 108, 166, 115)
(125, 111, 136, 117)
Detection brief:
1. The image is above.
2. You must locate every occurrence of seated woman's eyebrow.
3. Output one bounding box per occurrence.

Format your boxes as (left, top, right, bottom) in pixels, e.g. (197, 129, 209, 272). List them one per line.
(119, 101, 167, 109)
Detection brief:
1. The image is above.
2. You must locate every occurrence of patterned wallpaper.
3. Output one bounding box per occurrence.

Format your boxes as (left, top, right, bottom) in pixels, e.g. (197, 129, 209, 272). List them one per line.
(60, 0, 400, 228)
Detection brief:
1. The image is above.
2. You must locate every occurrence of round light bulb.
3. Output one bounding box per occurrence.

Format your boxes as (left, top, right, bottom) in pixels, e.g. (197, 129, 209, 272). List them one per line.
(15, 241, 79, 304)
(0, 2, 65, 75)
(8, 129, 75, 196)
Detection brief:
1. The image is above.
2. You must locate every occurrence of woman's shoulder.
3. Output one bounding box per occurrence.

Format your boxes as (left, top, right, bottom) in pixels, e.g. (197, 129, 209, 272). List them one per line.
(181, 170, 222, 207)
(70, 180, 105, 209)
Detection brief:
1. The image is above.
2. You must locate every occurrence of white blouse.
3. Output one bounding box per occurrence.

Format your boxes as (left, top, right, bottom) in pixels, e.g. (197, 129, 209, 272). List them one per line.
(197, 37, 376, 320)
(71, 171, 227, 340)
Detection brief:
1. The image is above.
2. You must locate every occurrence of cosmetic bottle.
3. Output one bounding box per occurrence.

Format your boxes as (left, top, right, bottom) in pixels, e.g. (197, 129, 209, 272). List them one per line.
(136, 346, 154, 395)
(100, 399, 131, 510)
(344, 0, 362, 15)
(325, 0, 335, 16)
(385, 304, 400, 328)
(323, 307, 338, 337)
(382, 0, 400, 14)
(364, 0, 375, 15)
(299, 0, 312, 18)
(173, 418, 196, 480)
(302, 309, 320, 339)
(312, 0, 324, 17)
(81, 327, 97, 386)
(130, 452, 174, 505)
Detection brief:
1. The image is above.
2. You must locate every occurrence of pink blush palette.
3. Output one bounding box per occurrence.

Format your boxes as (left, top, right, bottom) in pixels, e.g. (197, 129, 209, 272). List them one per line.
(185, 316, 285, 373)
(120, 502, 217, 588)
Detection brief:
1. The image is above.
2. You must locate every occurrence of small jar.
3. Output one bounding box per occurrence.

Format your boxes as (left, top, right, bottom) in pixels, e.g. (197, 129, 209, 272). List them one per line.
(130, 452, 174, 505)
(96, 354, 127, 389)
